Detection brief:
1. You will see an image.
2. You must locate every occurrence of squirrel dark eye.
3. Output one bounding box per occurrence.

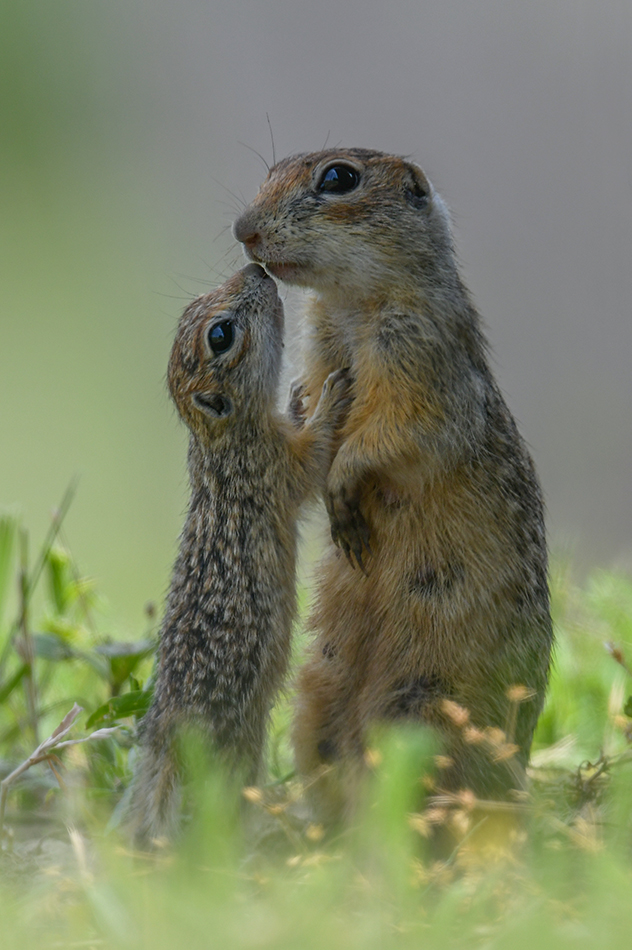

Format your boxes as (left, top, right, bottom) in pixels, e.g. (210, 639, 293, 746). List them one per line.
(318, 164, 360, 194)
(208, 320, 234, 355)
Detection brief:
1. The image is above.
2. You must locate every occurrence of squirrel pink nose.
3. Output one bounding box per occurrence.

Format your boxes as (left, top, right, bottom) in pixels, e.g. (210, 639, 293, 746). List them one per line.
(242, 232, 260, 251)
(233, 213, 260, 249)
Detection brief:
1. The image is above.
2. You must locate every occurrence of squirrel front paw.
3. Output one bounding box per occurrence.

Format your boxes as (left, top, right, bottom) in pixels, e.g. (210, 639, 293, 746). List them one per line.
(296, 369, 352, 432)
(288, 379, 308, 429)
(325, 476, 372, 573)
(319, 368, 353, 427)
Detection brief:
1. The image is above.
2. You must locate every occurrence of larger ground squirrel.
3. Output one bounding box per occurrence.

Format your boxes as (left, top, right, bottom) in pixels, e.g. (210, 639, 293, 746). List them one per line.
(128, 263, 349, 844)
(234, 149, 553, 818)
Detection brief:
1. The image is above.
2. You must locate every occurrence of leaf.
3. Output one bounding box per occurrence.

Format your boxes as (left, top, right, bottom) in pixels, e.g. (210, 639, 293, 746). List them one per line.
(94, 639, 155, 659)
(42, 616, 83, 642)
(624, 696, 632, 718)
(73, 649, 110, 680)
(46, 545, 73, 614)
(85, 689, 153, 728)
(32, 632, 75, 662)
(94, 640, 155, 688)
(49, 702, 84, 741)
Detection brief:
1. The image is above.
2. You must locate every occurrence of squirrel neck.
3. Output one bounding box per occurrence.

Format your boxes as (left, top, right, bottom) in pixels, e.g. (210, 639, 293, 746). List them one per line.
(186, 408, 283, 492)
(314, 245, 467, 317)
(314, 265, 491, 375)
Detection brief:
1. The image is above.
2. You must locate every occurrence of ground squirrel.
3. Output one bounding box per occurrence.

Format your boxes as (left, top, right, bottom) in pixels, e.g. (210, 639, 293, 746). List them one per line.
(128, 263, 349, 844)
(234, 149, 553, 820)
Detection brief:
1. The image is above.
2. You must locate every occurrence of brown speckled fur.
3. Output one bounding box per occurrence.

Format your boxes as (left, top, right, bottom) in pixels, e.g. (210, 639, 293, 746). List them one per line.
(234, 150, 553, 821)
(128, 264, 349, 844)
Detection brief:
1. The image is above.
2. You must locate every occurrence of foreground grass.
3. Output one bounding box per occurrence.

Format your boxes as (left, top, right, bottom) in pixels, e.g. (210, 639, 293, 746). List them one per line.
(1, 508, 632, 948)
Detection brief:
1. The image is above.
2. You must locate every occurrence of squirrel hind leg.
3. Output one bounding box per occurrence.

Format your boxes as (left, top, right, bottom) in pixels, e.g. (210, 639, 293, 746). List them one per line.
(292, 661, 364, 825)
(127, 744, 183, 850)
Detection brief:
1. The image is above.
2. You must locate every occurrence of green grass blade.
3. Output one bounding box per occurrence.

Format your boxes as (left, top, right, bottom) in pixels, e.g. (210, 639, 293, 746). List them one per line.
(0, 512, 18, 629)
(0, 662, 28, 704)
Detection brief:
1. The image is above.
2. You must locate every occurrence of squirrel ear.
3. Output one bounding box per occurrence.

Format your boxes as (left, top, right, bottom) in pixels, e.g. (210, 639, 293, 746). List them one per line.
(403, 164, 430, 210)
(192, 392, 233, 419)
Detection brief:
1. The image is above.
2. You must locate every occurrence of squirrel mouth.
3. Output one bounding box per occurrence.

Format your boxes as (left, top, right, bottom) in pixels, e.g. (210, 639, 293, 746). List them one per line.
(263, 262, 306, 282)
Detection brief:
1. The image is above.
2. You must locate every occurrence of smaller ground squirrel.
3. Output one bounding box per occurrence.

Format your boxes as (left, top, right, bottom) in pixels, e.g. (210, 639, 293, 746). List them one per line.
(128, 263, 349, 845)
(234, 149, 553, 824)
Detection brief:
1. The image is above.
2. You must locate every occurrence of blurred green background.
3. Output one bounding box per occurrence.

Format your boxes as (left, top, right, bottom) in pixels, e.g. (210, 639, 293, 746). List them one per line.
(0, 3, 189, 626)
(1, 1, 631, 626)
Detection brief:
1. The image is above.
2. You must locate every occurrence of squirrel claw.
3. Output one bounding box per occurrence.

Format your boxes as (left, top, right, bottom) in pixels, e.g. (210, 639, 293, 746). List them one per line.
(323, 369, 354, 425)
(326, 473, 372, 573)
(288, 379, 307, 429)
(358, 521, 372, 559)
(352, 543, 368, 576)
(351, 522, 371, 575)
(331, 525, 354, 568)
(329, 508, 372, 574)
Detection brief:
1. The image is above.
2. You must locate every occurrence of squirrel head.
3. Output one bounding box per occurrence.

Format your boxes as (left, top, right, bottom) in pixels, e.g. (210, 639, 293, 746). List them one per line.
(233, 149, 457, 301)
(168, 264, 284, 439)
